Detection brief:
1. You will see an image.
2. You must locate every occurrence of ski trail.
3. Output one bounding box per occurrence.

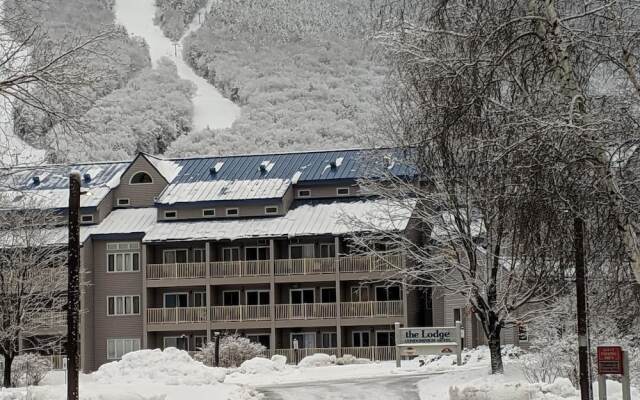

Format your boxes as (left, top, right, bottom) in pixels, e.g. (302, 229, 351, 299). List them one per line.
(113, 0, 240, 131)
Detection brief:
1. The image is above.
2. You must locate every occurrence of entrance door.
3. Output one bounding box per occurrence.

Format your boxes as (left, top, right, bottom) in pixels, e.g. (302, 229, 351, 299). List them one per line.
(352, 331, 370, 347)
(290, 289, 314, 304)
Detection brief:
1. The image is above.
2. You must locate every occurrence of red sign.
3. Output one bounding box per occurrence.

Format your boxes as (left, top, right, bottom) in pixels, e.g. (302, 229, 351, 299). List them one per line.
(597, 346, 624, 375)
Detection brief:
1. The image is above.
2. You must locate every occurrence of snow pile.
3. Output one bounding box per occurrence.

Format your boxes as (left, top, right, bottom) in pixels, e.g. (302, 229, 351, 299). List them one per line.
(92, 348, 226, 385)
(408, 345, 521, 372)
(297, 353, 334, 368)
(238, 356, 286, 374)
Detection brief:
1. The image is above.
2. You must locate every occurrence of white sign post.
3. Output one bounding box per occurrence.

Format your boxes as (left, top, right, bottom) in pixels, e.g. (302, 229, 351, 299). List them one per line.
(596, 346, 631, 400)
(394, 322, 463, 368)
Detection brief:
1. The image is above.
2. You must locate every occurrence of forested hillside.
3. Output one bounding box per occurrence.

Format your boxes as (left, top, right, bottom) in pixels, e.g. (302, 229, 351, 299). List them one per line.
(167, 0, 385, 156)
(154, 0, 207, 41)
(6, 0, 195, 161)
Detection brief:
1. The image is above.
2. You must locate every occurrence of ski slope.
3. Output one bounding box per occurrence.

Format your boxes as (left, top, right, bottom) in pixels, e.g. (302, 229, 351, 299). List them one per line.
(113, 0, 240, 131)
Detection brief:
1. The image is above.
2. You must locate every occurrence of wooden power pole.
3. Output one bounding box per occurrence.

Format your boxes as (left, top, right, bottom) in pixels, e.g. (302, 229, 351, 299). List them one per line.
(574, 217, 592, 400)
(67, 172, 81, 400)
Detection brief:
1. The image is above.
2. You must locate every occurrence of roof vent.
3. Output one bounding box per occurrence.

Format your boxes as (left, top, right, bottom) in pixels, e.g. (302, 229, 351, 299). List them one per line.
(259, 160, 274, 174)
(330, 157, 344, 170)
(83, 173, 92, 183)
(383, 155, 395, 169)
(210, 161, 224, 175)
(32, 176, 40, 185)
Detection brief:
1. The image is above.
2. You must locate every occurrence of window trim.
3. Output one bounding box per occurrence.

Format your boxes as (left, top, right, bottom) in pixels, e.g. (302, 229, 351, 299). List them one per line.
(321, 332, 338, 348)
(264, 205, 279, 215)
(162, 248, 189, 264)
(222, 246, 241, 262)
(107, 338, 140, 360)
(375, 330, 395, 346)
(203, 208, 216, 217)
(80, 214, 94, 224)
(163, 292, 189, 308)
(244, 246, 270, 261)
(225, 207, 239, 216)
(319, 287, 336, 303)
(289, 243, 315, 259)
(106, 251, 140, 273)
(222, 290, 241, 306)
(163, 210, 178, 219)
(193, 248, 206, 263)
(129, 171, 154, 185)
(352, 330, 370, 347)
(350, 285, 368, 302)
(106, 295, 141, 316)
(117, 198, 130, 206)
(336, 187, 350, 196)
(246, 289, 270, 306)
(319, 243, 336, 258)
(374, 285, 402, 301)
(297, 189, 311, 198)
(289, 288, 315, 304)
(193, 291, 207, 307)
(290, 332, 316, 349)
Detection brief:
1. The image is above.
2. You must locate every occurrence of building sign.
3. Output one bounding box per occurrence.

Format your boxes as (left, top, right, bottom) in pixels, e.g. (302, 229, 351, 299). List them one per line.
(394, 322, 463, 367)
(396, 327, 458, 345)
(597, 346, 624, 375)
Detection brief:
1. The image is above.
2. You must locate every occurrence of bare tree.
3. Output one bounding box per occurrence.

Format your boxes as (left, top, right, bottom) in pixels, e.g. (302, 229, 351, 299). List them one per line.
(0, 207, 67, 387)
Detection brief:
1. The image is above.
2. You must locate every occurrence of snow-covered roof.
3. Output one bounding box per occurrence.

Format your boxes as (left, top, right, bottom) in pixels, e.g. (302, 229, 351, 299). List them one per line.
(145, 154, 182, 183)
(87, 208, 157, 236)
(156, 178, 291, 205)
(0, 186, 112, 210)
(143, 199, 416, 242)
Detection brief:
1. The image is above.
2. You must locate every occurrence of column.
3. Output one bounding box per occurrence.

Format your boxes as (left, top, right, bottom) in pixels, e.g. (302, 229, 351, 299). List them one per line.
(205, 242, 212, 343)
(141, 244, 148, 349)
(269, 239, 276, 351)
(334, 236, 342, 354)
(402, 279, 409, 327)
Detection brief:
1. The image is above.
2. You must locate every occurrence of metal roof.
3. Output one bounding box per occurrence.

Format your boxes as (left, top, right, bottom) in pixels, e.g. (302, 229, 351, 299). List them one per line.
(156, 178, 291, 205)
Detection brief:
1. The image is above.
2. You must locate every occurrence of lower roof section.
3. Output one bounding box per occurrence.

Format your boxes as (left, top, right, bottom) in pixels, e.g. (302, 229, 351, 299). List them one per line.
(142, 198, 416, 243)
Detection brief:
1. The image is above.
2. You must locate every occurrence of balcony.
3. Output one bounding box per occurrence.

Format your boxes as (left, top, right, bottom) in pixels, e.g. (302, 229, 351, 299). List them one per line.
(145, 254, 404, 281)
(146, 301, 403, 327)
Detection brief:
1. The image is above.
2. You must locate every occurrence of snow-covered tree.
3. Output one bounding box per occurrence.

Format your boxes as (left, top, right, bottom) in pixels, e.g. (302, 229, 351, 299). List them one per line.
(10, 353, 52, 387)
(0, 208, 67, 387)
(196, 335, 265, 368)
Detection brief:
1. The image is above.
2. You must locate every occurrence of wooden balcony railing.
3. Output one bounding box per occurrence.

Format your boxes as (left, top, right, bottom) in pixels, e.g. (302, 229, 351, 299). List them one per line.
(274, 303, 337, 320)
(260, 346, 395, 363)
(147, 307, 208, 324)
(210, 305, 271, 321)
(29, 312, 66, 330)
(274, 257, 336, 275)
(340, 301, 404, 318)
(146, 263, 207, 280)
(338, 254, 404, 273)
(209, 260, 270, 278)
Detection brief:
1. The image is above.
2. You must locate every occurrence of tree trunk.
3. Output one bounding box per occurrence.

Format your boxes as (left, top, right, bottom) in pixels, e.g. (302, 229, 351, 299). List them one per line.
(488, 332, 504, 374)
(2, 354, 13, 388)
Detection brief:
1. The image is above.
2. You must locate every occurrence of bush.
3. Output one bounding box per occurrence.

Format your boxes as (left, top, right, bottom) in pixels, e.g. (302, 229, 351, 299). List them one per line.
(11, 354, 52, 387)
(197, 335, 266, 368)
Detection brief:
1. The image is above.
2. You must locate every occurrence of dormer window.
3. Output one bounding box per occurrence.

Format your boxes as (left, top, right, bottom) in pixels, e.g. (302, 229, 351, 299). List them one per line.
(226, 208, 239, 216)
(81, 214, 94, 224)
(164, 210, 177, 219)
(298, 189, 311, 198)
(130, 171, 153, 184)
(337, 187, 350, 196)
(203, 209, 216, 217)
(117, 198, 130, 207)
(265, 206, 279, 215)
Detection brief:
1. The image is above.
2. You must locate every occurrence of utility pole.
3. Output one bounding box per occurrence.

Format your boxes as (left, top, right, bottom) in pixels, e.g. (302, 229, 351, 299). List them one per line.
(574, 217, 592, 400)
(67, 172, 81, 400)
(214, 332, 220, 367)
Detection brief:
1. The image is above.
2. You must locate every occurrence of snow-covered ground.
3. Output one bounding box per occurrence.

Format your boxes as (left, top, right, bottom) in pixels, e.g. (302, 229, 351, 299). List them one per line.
(113, 0, 240, 131)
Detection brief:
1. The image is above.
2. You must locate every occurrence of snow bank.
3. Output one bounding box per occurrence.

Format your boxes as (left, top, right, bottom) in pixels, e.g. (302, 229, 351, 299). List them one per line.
(239, 356, 286, 374)
(92, 348, 226, 385)
(297, 353, 334, 368)
(407, 345, 522, 373)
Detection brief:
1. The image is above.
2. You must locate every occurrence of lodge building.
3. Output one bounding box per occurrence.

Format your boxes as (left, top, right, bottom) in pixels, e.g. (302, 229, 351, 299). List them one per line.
(1, 149, 525, 372)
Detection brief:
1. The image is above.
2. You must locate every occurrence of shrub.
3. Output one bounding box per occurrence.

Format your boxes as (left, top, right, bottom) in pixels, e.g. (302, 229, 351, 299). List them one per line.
(197, 335, 266, 368)
(11, 354, 52, 387)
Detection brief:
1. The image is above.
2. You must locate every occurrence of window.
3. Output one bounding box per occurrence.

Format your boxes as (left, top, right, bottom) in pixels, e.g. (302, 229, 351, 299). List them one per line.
(203, 209, 215, 217)
(163, 249, 188, 264)
(336, 187, 350, 196)
(290, 289, 314, 304)
(164, 210, 177, 219)
(247, 334, 270, 348)
(164, 293, 188, 308)
(193, 291, 207, 307)
(297, 189, 311, 198)
(321, 332, 337, 348)
(320, 287, 336, 303)
(117, 198, 130, 206)
(376, 331, 395, 346)
(245, 246, 270, 261)
(265, 206, 279, 215)
(375, 286, 401, 301)
(291, 332, 315, 349)
(107, 295, 140, 315)
(107, 252, 140, 272)
(130, 171, 153, 184)
(352, 331, 370, 347)
(107, 338, 140, 360)
(223, 291, 240, 306)
(164, 336, 188, 350)
(226, 208, 239, 216)
(289, 243, 314, 259)
(320, 243, 335, 258)
(107, 242, 140, 251)
(81, 214, 94, 224)
(350, 286, 369, 302)
(246, 290, 270, 305)
(193, 248, 206, 263)
(453, 308, 462, 324)
(222, 247, 240, 261)
(194, 336, 207, 350)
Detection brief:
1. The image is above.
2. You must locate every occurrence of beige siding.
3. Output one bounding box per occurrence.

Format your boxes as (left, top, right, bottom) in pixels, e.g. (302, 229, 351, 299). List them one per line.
(113, 156, 168, 208)
(91, 239, 144, 369)
(157, 202, 286, 221)
(80, 240, 95, 372)
(96, 190, 114, 223)
(293, 184, 361, 200)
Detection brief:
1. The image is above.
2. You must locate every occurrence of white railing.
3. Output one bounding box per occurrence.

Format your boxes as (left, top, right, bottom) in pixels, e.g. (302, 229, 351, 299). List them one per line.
(275, 303, 337, 320)
(209, 260, 270, 278)
(340, 301, 404, 318)
(338, 254, 404, 273)
(147, 307, 209, 324)
(146, 263, 207, 280)
(340, 346, 396, 361)
(260, 346, 395, 363)
(210, 305, 271, 321)
(274, 257, 335, 275)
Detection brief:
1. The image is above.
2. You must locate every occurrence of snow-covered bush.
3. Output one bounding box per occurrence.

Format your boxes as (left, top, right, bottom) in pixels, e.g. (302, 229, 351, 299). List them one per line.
(297, 353, 333, 368)
(198, 335, 266, 368)
(10, 354, 52, 387)
(239, 356, 287, 374)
